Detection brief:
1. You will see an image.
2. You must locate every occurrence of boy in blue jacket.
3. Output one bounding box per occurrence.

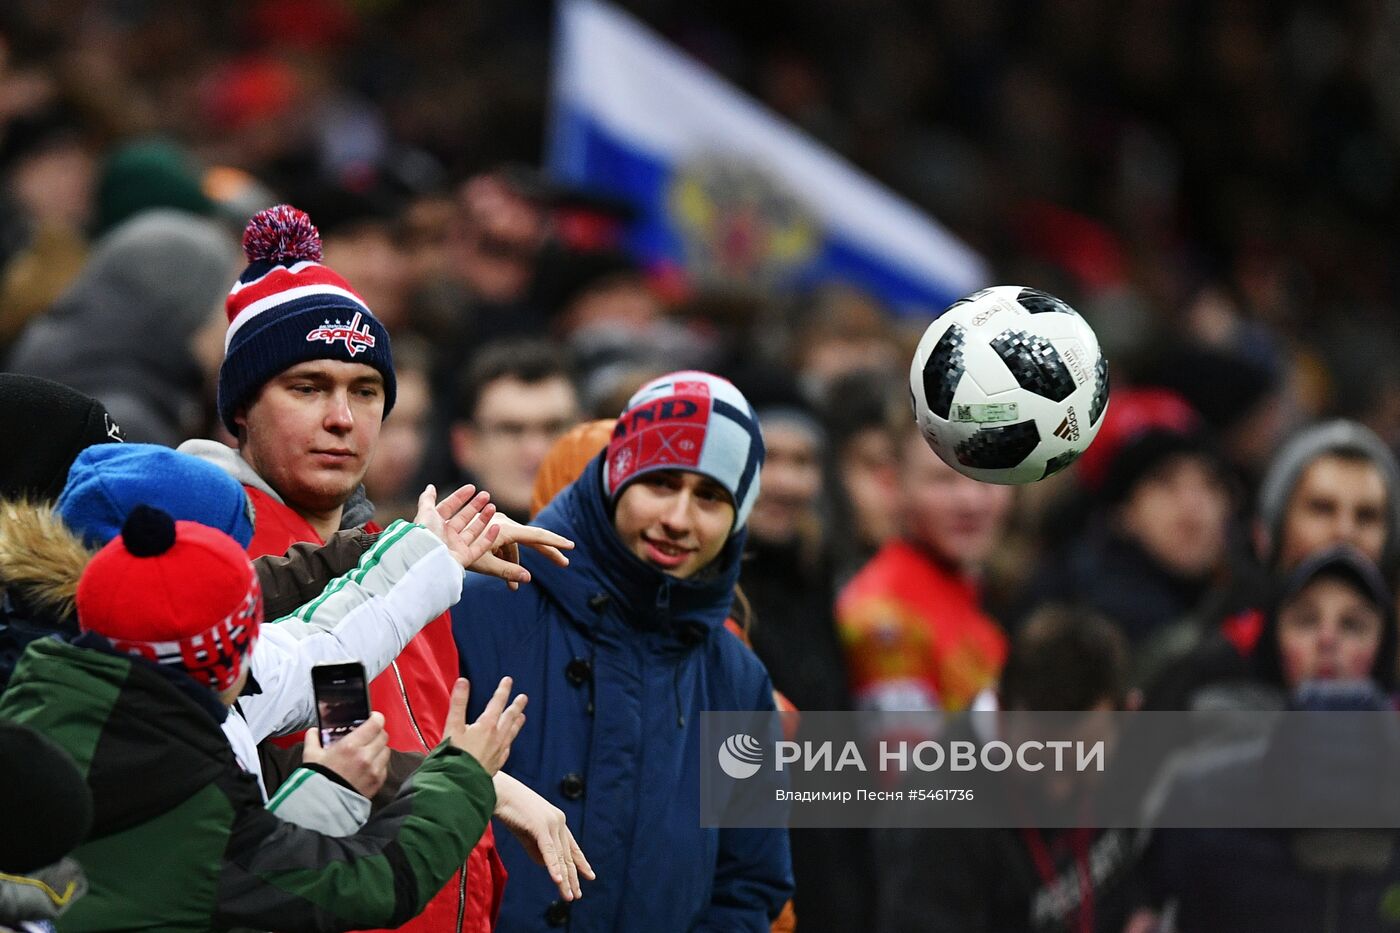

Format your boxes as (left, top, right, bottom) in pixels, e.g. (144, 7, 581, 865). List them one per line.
(453, 370, 793, 931)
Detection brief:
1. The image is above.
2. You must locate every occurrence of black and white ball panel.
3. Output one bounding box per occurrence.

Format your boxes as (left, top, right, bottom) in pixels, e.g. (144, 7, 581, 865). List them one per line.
(989, 329, 1077, 402)
(955, 420, 1042, 470)
(1017, 287, 1076, 315)
(1089, 354, 1109, 426)
(920, 323, 967, 420)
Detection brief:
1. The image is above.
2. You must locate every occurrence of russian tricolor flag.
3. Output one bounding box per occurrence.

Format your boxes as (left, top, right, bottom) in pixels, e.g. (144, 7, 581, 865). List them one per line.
(548, 0, 990, 317)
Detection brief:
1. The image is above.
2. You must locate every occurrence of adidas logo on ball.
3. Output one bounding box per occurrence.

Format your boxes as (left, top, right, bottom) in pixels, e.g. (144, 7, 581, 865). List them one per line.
(1053, 406, 1080, 442)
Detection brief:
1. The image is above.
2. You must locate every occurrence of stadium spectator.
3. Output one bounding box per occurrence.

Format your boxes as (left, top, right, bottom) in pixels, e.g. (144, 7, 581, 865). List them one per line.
(822, 370, 905, 583)
(448, 339, 581, 522)
(876, 606, 1141, 933)
(742, 398, 872, 933)
(1255, 421, 1400, 576)
(1143, 341, 1294, 493)
(0, 121, 93, 356)
(454, 370, 794, 930)
(1021, 427, 1237, 654)
(743, 397, 852, 712)
(5, 210, 240, 446)
(1142, 548, 1400, 931)
(450, 169, 551, 310)
(1253, 546, 1397, 697)
(837, 424, 1014, 713)
(1175, 545, 1396, 713)
(792, 286, 903, 405)
(178, 205, 579, 932)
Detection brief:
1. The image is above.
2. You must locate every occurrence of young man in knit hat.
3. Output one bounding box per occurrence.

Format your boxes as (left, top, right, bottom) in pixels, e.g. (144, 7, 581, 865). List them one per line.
(179, 205, 588, 929)
(0, 505, 525, 932)
(1020, 425, 1235, 654)
(453, 370, 794, 931)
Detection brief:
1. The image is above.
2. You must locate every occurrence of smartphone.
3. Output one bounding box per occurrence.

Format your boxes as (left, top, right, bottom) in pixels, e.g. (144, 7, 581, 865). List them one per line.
(313, 661, 371, 746)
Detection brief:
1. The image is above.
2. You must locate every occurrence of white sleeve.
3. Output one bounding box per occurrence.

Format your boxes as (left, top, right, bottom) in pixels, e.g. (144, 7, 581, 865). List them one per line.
(221, 709, 369, 835)
(237, 520, 464, 743)
(266, 766, 372, 836)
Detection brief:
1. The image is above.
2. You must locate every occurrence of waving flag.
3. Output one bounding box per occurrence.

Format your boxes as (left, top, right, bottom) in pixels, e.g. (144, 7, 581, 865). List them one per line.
(548, 0, 990, 316)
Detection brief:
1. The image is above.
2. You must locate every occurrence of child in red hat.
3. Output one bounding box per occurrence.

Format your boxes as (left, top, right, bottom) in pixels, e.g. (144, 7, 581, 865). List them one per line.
(0, 505, 527, 933)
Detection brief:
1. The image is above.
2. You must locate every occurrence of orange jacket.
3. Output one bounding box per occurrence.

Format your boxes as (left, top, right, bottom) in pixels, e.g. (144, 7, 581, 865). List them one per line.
(837, 538, 1006, 712)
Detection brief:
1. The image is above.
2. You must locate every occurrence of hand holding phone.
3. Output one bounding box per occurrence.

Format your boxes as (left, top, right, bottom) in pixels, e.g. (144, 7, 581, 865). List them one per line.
(303, 711, 389, 798)
(313, 661, 371, 746)
(307, 661, 388, 798)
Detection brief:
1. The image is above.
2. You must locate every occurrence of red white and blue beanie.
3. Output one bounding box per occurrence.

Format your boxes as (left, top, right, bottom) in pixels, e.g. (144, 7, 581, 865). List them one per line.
(76, 506, 262, 694)
(603, 370, 765, 534)
(216, 205, 395, 434)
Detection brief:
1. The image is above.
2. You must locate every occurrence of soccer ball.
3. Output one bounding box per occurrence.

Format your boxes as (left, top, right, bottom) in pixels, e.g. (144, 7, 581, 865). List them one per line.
(909, 286, 1108, 485)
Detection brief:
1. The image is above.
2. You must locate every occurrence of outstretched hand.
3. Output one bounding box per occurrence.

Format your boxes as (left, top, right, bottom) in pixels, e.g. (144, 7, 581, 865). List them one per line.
(494, 771, 595, 901)
(472, 515, 574, 590)
(415, 483, 574, 590)
(416, 483, 502, 570)
(442, 677, 527, 776)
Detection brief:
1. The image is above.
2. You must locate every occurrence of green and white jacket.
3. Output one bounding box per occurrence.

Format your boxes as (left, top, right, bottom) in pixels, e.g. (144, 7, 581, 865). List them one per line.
(0, 638, 494, 933)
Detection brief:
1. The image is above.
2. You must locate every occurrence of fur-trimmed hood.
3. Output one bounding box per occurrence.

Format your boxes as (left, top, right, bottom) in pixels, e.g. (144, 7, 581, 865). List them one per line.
(0, 499, 92, 628)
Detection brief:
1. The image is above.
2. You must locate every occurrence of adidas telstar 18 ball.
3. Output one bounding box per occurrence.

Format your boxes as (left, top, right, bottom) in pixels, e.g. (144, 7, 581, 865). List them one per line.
(910, 286, 1109, 484)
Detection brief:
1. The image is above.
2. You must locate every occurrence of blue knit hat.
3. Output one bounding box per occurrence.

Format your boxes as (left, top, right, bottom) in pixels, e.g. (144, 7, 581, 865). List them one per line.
(57, 443, 254, 549)
(216, 205, 395, 434)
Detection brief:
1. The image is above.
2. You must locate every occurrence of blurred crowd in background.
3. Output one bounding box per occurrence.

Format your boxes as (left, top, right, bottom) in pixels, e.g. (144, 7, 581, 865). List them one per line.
(5, 0, 1400, 930)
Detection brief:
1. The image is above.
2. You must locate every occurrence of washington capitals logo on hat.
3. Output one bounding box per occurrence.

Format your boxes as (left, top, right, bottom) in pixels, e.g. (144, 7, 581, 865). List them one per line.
(306, 312, 377, 357)
(217, 205, 398, 435)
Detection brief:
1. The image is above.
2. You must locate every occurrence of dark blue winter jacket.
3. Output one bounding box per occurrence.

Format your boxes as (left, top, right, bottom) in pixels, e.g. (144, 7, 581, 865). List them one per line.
(452, 454, 793, 932)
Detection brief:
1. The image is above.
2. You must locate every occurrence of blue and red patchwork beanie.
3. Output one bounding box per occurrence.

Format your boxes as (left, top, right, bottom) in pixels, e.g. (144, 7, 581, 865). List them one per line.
(603, 370, 765, 534)
(216, 204, 395, 434)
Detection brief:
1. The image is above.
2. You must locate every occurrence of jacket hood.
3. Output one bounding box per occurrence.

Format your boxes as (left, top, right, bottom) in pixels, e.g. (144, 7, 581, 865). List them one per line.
(1252, 545, 1399, 692)
(0, 637, 233, 840)
(0, 499, 90, 628)
(5, 210, 239, 400)
(177, 438, 376, 530)
(526, 453, 745, 641)
(178, 438, 282, 502)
